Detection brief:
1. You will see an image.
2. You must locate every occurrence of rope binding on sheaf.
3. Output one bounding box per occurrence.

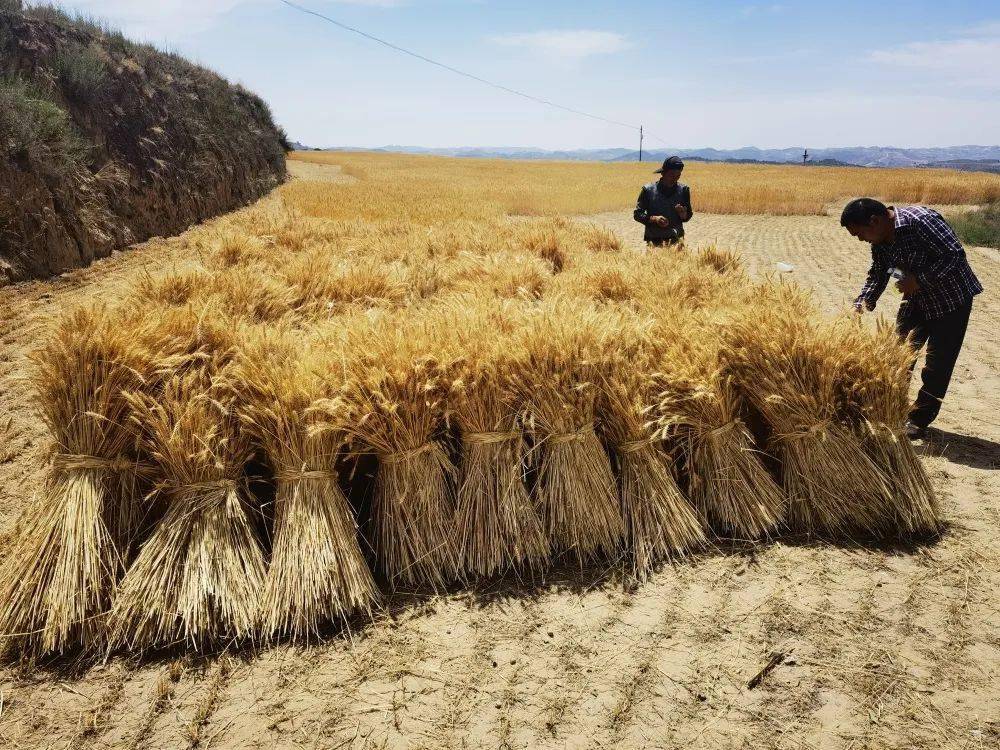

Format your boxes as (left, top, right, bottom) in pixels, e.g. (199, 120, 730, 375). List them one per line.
(464, 431, 521, 445)
(548, 423, 594, 445)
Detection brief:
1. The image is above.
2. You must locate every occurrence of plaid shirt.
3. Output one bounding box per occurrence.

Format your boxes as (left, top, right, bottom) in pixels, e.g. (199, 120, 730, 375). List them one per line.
(855, 206, 983, 319)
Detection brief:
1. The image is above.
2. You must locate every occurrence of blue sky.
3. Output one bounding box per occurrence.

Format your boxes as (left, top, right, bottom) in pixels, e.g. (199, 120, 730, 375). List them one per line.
(54, 1, 1000, 149)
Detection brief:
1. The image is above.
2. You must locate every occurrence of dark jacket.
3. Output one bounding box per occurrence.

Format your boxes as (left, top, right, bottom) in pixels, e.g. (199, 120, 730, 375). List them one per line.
(634, 181, 693, 241)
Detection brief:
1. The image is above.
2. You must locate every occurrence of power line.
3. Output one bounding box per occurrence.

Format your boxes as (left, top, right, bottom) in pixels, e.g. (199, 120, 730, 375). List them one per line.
(277, 0, 645, 134)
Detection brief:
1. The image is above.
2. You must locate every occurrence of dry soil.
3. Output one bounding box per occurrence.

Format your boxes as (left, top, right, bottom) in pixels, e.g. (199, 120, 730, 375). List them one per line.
(0, 171, 997, 750)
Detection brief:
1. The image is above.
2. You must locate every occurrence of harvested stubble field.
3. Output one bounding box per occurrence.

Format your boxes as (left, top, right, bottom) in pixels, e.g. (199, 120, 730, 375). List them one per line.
(0, 154, 997, 750)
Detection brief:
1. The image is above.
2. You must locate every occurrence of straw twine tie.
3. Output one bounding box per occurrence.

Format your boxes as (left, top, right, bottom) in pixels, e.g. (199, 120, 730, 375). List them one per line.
(617, 437, 653, 454)
(705, 421, 741, 440)
(382, 443, 435, 465)
(161, 478, 243, 517)
(774, 420, 833, 443)
(51, 453, 155, 476)
(174, 478, 239, 492)
(465, 431, 520, 445)
(548, 423, 594, 445)
(275, 468, 337, 482)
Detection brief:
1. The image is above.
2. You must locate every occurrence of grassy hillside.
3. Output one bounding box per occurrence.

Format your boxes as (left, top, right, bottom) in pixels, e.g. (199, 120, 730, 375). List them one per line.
(0, 1, 288, 283)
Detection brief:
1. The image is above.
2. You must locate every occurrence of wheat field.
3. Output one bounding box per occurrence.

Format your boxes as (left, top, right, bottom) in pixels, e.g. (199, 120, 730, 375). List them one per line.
(0, 155, 997, 750)
(290, 149, 1000, 217)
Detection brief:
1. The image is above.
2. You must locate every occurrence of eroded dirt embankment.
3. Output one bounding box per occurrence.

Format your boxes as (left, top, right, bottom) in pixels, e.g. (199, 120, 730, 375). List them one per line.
(0, 7, 287, 283)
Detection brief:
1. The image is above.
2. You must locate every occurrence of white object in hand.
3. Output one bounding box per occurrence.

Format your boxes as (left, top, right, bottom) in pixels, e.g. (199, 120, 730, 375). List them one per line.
(889, 267, 904, 294)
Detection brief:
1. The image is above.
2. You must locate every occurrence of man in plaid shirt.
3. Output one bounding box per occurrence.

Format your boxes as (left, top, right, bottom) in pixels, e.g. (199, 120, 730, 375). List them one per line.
(841, 198, 983, 439)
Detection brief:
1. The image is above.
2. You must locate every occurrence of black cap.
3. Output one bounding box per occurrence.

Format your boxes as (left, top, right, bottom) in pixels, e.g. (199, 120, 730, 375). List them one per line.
(654, 156, 684, 173)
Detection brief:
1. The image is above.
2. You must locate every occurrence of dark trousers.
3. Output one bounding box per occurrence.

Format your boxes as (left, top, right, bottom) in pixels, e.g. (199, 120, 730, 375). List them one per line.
(896, 298, 973, 428)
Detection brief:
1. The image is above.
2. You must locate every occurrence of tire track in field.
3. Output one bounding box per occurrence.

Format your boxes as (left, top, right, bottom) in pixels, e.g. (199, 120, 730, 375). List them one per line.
(128, 660, 185, 750)
(580, 558, 735, 750)
(73, 660, 133, 747)
(139, 657, 229, 750)
(461, 596, 542, 749)
(469, 573, 632, 749)
(257, 608, 435, 748)
(527, 581, 634, 747)
(427, 594, 520, 748)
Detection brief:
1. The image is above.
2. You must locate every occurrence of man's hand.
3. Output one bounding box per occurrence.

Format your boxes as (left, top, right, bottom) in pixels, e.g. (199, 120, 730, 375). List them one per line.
(649, 215, 670, 228)
(896, 273, 920, 297)
(853, 298, 873, 314)
(675, 203, 689, 221)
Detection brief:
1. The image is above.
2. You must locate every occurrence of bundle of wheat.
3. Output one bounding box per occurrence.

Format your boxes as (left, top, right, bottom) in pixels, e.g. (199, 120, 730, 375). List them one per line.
(447, 251, 551, 301)
(133, 267, 210, 308)
(512, 298, 624, 564)
(652, 338, 785, 540)
(109, 374, 266, 649)
(0, 307, 157, 659)
(832, 317, 939, 535)
(205, 267, 297, 324)
(555, 252, 642, 307)
(236, 327, 379, 638)
(206, 231, 274, 270)
(579, 223, 624, 253)
(723, 294, 895, 535)
(597, 317, 706, 575)
(134, 266, 296, 324)
(281, 249, 408, 316)
(329, 313, 458, 590)
(442, 300, 548, 579)
(694, 245, 744, 276)
(517, 225, 567, 274)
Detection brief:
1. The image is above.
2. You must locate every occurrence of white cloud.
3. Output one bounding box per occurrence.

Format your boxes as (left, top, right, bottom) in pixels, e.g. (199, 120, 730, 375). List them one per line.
(869, 24, 1000, 90)
(491, 30, 631, 65)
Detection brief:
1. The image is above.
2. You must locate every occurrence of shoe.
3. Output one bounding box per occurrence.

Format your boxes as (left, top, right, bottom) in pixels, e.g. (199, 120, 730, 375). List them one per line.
(904, 421, 927, 440)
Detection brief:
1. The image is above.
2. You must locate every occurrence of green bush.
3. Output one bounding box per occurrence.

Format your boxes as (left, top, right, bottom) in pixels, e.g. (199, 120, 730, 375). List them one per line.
(950, 204, 1000, 250)
(21, 3, 73, 25)
(0, 77, 87, 174)
(55, 44, 107, 101)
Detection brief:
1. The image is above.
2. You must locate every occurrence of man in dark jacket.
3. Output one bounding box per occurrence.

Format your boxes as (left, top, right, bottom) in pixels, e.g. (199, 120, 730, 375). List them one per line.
(841, 198, 983, 440)
(633, 156, 693, 247)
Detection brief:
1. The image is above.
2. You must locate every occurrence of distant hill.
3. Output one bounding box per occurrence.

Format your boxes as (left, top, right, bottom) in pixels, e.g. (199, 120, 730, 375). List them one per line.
(921, 159, 1000, 175)
(612, 146, 1000, 169)
(294, 143, 1000, 171)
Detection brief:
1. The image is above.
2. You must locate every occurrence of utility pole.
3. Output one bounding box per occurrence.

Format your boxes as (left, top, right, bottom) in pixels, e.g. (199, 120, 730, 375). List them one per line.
(639, 125, 644, 163)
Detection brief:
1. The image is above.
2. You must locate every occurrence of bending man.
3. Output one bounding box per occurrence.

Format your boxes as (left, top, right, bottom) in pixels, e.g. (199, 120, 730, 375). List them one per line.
(841, 198, 982, 440)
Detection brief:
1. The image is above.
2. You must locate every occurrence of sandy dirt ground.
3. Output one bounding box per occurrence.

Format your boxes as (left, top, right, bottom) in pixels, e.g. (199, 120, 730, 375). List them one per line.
(0, 175, 998, 749)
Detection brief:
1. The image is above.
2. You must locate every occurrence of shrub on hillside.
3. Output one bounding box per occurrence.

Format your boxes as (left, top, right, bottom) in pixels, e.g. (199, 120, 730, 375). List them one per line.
(55, 44, 108, 102)
(0, 0, 22, 15)
(0, 77, 87, 174)
(951, 204, 1000, 249)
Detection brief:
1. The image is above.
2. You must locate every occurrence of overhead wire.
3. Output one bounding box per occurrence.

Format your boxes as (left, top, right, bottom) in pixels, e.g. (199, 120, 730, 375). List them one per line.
(277, 0, 675, 150)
